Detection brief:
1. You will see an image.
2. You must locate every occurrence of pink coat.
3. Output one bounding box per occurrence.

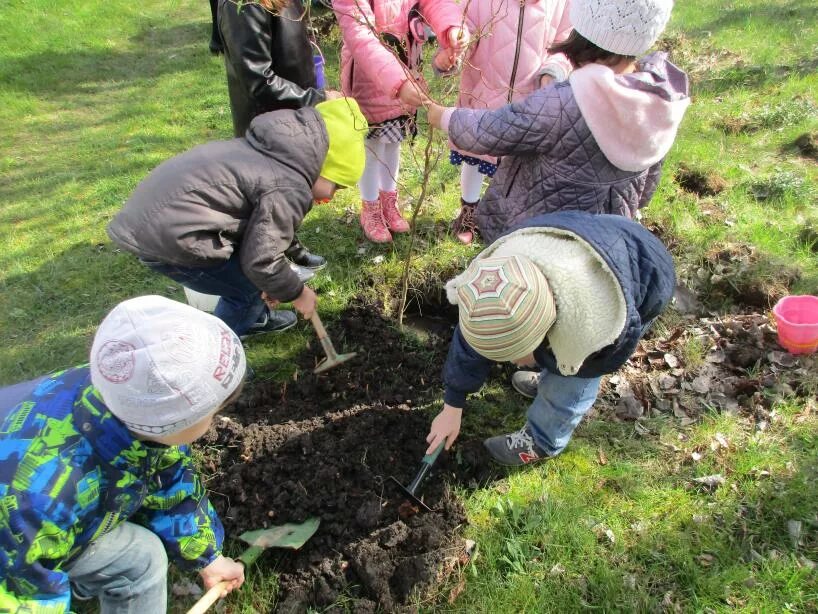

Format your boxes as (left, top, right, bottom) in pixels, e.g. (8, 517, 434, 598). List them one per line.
(453, 0, 573, 162)
(334, 0, 463, 124)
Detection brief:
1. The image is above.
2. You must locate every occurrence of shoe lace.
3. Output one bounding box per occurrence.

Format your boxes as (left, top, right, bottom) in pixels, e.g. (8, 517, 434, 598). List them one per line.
(363, 202, 387, 232)
(506, 426, 535, 452)
(457, 204, 477, 233)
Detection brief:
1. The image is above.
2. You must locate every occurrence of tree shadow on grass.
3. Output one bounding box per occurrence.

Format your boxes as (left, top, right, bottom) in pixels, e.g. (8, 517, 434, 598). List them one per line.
(0, 242, 179, 385)
(0, 22, 212, 96)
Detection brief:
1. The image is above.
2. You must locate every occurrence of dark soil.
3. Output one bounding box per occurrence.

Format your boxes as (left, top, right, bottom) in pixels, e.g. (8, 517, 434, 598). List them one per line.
(794, 132, 818, 161)
(199, 302, 493, 612)
(675, 164, 728, 197)
(691, 242, 800, 309)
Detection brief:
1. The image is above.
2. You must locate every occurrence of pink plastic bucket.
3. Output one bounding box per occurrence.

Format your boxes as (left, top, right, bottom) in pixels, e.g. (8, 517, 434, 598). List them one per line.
(772, 295, 818, 354)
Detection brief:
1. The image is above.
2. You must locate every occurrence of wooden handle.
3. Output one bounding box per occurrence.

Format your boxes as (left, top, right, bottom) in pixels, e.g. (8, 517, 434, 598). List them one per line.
(186, 581, 229, 614)
(310, 312, 328, 339)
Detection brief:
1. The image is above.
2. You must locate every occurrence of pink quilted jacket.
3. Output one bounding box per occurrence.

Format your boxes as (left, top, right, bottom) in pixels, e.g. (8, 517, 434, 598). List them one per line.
(334, 0, 463, 124)
(453, 0, 573, 162)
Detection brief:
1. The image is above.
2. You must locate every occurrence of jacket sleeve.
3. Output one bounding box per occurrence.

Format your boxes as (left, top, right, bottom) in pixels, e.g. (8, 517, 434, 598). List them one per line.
(333, 0, 409, 98)
(442, 325, 495, 407)
(638, 161, 663, 210)
(448, 86, 565, 157)
(136, 446, 224, 571)
(239, 185, 308, 303)
(539, 0, 573, 82)
(221, 2, 325, 110)
(418, 0, 465, 46)
(0, 503, 73, 613)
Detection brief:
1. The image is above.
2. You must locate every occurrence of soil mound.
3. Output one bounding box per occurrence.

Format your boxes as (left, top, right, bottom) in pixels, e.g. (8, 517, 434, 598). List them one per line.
(199, 302, 491, 612)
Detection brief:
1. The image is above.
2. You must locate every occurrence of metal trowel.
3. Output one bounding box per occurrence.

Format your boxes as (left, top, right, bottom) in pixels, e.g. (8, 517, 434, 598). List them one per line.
(390, 441, 446, 513)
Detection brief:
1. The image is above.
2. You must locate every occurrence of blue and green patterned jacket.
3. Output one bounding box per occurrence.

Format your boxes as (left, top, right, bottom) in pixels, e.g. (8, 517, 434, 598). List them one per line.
(0, 366, 224, 612)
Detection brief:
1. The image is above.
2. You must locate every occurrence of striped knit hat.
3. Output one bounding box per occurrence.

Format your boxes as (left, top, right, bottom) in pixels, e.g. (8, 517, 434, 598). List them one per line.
(456, 255, 556, 362)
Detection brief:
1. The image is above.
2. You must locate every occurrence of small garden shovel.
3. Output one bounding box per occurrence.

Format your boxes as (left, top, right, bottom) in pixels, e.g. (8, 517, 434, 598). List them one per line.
(390, 440, 446, 513)
(185, 518, 319, 614)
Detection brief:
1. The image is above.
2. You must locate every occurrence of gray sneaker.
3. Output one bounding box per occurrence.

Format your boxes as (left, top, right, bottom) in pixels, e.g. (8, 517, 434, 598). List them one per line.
(483, 423, 548, 466)
(511, 371, 539, 399)
(240, 309, 297, 340)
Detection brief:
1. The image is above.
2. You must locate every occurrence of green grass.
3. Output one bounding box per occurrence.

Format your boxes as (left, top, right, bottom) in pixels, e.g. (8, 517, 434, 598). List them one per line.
(1, 0, 817, 611)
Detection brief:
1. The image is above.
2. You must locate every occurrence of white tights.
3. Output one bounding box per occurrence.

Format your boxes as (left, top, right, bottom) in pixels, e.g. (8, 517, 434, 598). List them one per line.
(359, 138, 401, 201)
(460, 163, 485, 203)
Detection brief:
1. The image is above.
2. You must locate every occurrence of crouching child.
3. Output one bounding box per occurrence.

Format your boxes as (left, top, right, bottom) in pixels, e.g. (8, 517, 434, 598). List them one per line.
(107, 98, 367, 339)
(0, 296, 247, 612)
(425, 211, 675, 465)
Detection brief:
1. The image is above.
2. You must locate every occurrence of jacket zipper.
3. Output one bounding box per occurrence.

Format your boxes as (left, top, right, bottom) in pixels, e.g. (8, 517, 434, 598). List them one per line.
(507, 0, 527, 104)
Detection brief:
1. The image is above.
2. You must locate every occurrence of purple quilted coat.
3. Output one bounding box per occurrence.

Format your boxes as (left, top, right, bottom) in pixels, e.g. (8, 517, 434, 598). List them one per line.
(447, 52, 690, 243)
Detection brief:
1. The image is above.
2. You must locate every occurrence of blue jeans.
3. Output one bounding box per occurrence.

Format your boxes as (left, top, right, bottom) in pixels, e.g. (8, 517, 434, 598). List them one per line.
(67, 522, 168, 614)
(526, 369, 602, 456)
(142, 254, 266, 337)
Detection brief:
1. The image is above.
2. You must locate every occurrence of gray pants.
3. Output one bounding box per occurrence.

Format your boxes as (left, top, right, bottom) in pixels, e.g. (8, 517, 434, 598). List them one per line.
(67, 522, 168, 614)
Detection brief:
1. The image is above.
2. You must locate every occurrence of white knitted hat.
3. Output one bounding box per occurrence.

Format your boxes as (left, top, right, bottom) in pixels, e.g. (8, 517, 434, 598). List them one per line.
(570, 0, 674, 56)
(90, 295, 246, 436)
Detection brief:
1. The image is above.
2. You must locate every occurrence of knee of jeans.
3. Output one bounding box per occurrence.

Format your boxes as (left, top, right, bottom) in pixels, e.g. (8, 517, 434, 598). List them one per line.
(127, 528, 168, 587)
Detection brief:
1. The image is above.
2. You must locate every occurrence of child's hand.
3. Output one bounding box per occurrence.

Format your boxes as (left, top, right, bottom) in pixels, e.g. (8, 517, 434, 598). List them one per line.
(426, 404, 462, 454)
(432, 48, 456, 72)
(199, 555, 245, 596)
(325, 89, 344, 100)
(426, 103, 446, 130)
(291, 286, 318, 320)
(261, 292, 280, 310)
(447, 27, 470, 52)
(397, 78, 429, 107)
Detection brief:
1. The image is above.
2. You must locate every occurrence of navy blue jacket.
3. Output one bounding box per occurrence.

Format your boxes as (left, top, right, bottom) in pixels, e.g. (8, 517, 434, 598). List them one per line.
(443, 212, 676, 407)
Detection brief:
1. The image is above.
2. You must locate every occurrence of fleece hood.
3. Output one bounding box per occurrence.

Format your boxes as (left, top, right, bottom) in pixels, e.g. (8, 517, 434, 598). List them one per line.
(569, 51, 690, 172)
(245, 107, 329, 187)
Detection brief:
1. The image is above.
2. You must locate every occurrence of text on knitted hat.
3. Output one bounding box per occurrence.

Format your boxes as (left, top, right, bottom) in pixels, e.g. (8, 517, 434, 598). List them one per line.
(90, 295, 246, 436)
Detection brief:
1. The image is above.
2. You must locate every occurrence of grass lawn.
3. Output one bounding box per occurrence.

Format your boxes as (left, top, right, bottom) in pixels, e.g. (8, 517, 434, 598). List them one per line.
(1, 0, 816, 611)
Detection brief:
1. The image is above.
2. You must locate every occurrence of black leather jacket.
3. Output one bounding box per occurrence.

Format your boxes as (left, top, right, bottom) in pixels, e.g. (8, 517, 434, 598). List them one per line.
(218, 0, 326, 136)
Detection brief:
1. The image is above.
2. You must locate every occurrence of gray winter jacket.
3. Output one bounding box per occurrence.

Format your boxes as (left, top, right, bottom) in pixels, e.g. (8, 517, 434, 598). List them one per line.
(108, 108, 328, 302)
(447, 53, 690, 243)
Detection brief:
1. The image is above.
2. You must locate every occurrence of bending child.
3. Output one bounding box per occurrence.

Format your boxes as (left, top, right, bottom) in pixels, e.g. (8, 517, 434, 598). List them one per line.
(425, 211, 675, 466)
(333, 0, 468, 243)
(108, 98, 367, 339)
(428, 0, 690, 243)
(0, 296, 246, 611)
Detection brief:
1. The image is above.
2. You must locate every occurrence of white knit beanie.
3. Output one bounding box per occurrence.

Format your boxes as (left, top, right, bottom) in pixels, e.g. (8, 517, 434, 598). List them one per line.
(90, 295, 246, 437)
(570, 0, 674, 56)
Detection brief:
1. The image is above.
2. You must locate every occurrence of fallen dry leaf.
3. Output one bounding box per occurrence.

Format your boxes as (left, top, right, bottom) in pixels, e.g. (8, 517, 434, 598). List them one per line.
(447, 578, 466, 604)
(597, 447, 608, 465)
(692, 474, 726, 490)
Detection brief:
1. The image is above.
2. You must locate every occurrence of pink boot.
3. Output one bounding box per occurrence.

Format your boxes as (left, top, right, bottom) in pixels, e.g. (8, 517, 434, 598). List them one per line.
(379, 190, 410, 233)
(360, 199, 392, 243)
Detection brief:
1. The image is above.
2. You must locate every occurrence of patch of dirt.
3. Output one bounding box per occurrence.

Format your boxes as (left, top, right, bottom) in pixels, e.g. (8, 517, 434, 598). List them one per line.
(683, 242, 800, 309)
(675, 164, 728, 197)
(793, 132, 818, 161)
(199, 302, 493, 612)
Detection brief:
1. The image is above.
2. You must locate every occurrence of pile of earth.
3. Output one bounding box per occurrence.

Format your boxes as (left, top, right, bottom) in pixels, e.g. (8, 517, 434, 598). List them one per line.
(199, 301, 493, 612)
